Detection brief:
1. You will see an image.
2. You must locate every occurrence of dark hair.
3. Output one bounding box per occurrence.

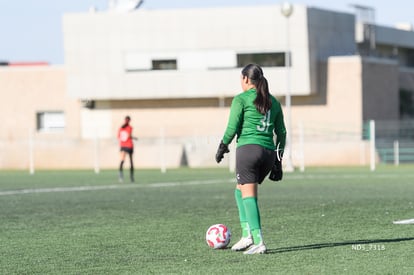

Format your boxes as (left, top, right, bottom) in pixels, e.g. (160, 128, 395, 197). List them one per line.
(121, 116, 131, 129)
(241, 63, 271, 114)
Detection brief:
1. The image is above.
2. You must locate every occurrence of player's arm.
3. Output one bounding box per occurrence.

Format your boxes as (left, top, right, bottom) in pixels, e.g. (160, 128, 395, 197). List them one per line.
(129, 128, 138, 141)
(273, 102, 286, 154)
(269, 103, 286, 181)
(222, 97, 243, 145)
(216, 97, 243, 163)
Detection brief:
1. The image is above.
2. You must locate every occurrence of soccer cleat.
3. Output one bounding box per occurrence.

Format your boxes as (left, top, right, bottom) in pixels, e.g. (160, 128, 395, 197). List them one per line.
(231, 236, 253, 251)
(243, 242, 267, 255)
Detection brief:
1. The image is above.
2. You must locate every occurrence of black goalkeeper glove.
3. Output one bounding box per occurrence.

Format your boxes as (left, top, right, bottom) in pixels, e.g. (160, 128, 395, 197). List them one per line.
(269, 156, 283, 181)
(215, 141, 229, 163)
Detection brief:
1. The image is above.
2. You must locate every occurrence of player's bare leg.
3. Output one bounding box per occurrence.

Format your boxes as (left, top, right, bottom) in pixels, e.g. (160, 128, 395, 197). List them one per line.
(239, 182, 257, 198)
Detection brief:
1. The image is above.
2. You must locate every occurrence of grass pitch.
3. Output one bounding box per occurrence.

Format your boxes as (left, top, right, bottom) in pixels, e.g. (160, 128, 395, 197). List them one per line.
(1, 166, 413, 274)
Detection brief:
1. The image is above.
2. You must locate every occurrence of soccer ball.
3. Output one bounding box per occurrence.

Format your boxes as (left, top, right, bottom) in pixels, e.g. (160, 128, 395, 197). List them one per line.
(205, 224, 231, 249)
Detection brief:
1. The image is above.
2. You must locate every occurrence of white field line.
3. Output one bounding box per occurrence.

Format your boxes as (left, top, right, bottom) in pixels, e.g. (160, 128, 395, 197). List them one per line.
(0, 172, 412, 197)
(0, 178, 235, 196)
(287, 173, 414, 180)
(392, 218, 414, 225)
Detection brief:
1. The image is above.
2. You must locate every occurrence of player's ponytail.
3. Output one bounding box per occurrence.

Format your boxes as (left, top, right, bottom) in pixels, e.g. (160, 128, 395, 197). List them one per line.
(255, 75, 271, 115)
(241, 64, 272, 115)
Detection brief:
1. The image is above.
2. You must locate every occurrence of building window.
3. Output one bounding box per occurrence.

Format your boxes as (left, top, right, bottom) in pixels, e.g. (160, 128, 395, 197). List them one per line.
(36, 111, 65, 132)
(237, 52, 288, 67)
(152, 59, 177, 70)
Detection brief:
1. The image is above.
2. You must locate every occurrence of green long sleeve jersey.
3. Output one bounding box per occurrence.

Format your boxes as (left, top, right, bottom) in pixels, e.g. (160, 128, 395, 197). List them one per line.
(222, 88, 286, 151)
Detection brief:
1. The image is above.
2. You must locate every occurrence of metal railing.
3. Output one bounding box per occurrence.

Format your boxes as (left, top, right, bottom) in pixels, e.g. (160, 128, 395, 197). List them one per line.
(363, 119, 414, 164)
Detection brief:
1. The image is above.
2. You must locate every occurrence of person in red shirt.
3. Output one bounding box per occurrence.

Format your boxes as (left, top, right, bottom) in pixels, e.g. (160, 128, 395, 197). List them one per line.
(118, 116, 136, 183)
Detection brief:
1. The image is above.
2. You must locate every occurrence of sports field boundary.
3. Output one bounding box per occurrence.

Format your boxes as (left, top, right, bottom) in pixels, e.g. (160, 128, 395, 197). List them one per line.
(2, 170, 414, 196)
(0, 178, 235, 196)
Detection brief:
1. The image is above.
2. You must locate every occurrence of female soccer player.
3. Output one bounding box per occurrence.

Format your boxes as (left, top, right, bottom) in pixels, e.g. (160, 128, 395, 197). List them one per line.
(118, 116, 136, 183)
(215, 63, 286, 254)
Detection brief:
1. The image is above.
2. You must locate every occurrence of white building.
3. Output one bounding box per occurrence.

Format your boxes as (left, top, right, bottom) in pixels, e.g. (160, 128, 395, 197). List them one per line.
(1, 4, 413, 170)
(63, 5, 357, 100)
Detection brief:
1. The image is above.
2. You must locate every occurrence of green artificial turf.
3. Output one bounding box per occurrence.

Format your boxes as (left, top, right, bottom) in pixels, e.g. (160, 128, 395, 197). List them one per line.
(0, 166, 413, 274)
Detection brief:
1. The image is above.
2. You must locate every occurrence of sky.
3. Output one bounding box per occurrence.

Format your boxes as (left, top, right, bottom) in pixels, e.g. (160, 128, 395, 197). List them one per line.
(0, 0, 413, 65)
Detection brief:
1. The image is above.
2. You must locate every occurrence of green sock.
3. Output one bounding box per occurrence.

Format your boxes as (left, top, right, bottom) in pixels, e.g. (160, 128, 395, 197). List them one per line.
(241, 221, 250, 238)
(251, 229, 263, 245)
(243, 196, 263, 244)
(235, 189, 250, 238)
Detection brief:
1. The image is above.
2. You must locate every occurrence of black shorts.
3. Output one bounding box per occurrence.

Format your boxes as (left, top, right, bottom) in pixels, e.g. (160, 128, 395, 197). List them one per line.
(236, 144, 276, 185)
(120, 147, 134, 154)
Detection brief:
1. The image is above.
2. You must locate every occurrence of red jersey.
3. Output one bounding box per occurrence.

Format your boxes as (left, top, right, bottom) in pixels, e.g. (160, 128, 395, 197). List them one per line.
(118, 125, 133, 148)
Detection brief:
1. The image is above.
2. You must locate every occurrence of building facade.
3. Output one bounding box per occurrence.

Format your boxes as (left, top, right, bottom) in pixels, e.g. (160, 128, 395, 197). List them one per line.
(1, 4, 414, 170)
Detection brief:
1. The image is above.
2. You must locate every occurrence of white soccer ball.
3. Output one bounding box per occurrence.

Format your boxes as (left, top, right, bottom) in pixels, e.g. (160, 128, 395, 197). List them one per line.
(205, 224, 231, 249)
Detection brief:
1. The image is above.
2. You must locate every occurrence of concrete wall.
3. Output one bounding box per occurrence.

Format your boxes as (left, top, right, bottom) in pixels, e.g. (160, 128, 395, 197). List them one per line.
(291, 56, 365, 166)
(361, 58, 400, 121)
(2, 0, 412, 170)
(399, 67, 414, 91)
(0, 66, 82, 169)
(0, 66, 80, 140)
(307, 8, 356, 94)
(1, 56, 406, 170)
(63, 5, 356, 101)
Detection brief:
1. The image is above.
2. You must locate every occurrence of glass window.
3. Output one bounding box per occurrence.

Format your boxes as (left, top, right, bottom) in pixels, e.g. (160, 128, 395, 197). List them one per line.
(152, 59, 177, 70)
(37, 111, 65, 132)
(237, 52, 289, 67)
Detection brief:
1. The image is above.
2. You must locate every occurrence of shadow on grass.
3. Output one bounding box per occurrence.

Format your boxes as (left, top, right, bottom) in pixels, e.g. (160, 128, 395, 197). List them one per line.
(267, 237, 414, 254)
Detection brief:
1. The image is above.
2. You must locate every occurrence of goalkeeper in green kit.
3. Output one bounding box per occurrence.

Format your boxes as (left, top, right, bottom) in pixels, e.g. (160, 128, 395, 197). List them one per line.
(215, 63, 286, 254)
